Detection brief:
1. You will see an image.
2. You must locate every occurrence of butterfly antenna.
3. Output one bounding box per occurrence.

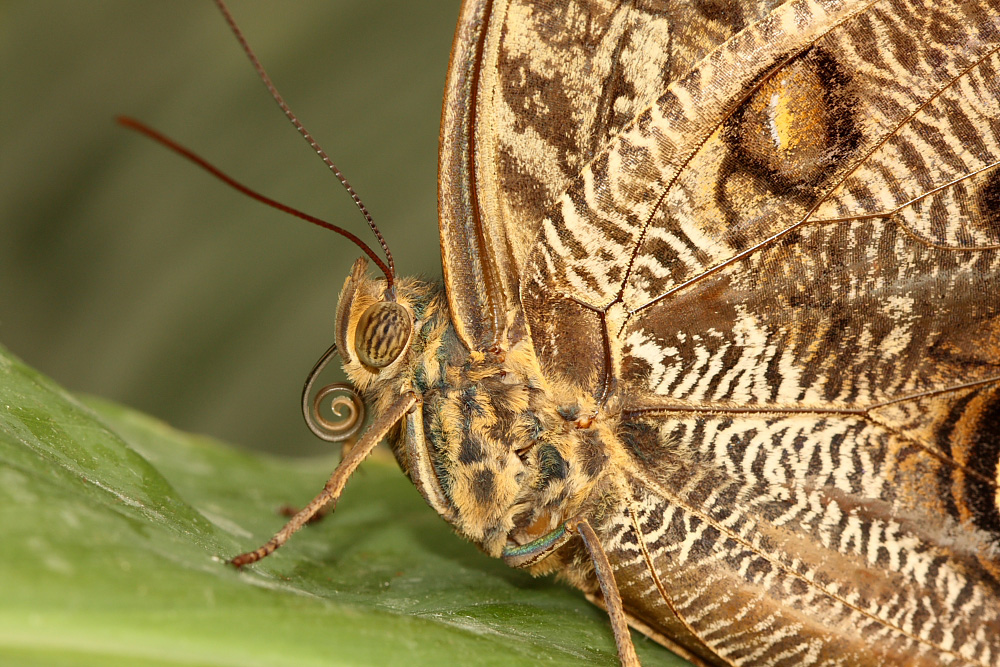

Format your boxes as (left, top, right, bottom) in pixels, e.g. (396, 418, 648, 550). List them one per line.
(117, 117, 392, 280)
(214, 0, 396, 285)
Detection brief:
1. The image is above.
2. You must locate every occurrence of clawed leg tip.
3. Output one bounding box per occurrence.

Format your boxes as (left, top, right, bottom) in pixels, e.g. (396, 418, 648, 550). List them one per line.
(225, 554, 252, 569)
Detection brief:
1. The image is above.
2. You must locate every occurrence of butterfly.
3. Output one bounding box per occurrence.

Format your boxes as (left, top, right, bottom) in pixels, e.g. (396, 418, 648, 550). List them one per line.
(212, 0, 1000, 664)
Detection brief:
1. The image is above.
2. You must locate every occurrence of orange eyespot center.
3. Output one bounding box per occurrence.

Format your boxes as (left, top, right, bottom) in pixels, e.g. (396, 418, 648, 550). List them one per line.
(354, 301, 411, 369)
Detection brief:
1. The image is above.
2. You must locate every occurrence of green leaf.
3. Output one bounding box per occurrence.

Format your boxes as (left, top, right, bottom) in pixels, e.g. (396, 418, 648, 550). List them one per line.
(0, 345, 687, 666)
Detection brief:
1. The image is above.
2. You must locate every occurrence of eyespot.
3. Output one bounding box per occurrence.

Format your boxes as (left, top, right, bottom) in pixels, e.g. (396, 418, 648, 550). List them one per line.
(354, 301, 411, 368)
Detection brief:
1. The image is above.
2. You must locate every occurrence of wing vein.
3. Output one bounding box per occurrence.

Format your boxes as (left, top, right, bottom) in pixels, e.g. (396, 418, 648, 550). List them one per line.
(629, 467, 992, 666)
(626, 39, 1000, 321)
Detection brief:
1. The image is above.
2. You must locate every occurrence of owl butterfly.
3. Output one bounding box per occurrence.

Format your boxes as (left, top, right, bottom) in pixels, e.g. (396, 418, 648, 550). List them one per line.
(182, 0, 1000, 665)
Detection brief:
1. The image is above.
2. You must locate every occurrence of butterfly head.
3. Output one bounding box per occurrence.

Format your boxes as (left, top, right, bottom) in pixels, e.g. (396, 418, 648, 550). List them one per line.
(334, 259, 420, 389)
(332, 258, 624, 568)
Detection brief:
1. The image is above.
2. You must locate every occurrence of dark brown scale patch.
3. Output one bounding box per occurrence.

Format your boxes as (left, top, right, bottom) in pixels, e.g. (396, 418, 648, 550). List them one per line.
(498, 50, 578, 180)
(934, 389, 979, 530)
(589, 30, 637, 162)
(498, 147, 550, 229)
(523, 275, 606, 395)
(956, 388, 1000, 542)
(896, 136, 932, 191)
(692, 0, 749, 32)
(458, 433, 485, 465)
(975, 167, 1000, 238)
(471, 468, 496, 506)
(619, 421, 659, 464)
(909, 116, 965, 175)
(488, 394, 518, 442)
(742, 556, 774, 585)
(941, 92, 987, 162)
(880, 4, 921, 76)
(550, 202, 590, 261)
(621, 352, 653, 391)
(535, 444, 568, 488)
(579, 429, 609, 478)
(557, 404, 580, 421)
(926, 7, 963, 56)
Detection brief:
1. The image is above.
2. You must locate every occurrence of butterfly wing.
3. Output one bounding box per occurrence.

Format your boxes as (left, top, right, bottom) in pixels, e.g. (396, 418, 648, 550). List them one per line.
(444, 0, 1000, 664)
(439, 0, 780, 352)
(511, 0, 1000, 662)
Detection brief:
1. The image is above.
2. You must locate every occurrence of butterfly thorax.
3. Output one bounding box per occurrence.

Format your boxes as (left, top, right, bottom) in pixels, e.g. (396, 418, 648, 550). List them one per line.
(336, 259, 634, 567)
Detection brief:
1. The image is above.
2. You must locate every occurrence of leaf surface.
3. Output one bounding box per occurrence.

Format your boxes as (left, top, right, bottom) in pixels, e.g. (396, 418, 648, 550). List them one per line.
(0, 345, 685, 666)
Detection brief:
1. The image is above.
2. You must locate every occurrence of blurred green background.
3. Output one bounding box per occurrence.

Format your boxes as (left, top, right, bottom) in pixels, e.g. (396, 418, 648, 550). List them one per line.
(1, 1, 457, 456)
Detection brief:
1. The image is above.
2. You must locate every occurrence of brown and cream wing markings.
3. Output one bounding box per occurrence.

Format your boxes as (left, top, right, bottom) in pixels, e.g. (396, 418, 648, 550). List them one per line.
(440, 0, 781, 352)
(441, 0, 1000, 664)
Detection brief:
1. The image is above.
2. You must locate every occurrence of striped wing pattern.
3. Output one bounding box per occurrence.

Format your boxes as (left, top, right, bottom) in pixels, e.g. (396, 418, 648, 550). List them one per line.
(440, 0, 780, 351)
(442, 0, 1000, 663)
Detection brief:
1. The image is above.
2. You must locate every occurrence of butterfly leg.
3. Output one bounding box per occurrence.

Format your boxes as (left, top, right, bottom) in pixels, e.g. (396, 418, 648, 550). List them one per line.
(502, 516, 641, 665)
(585, 592, 714, 667)
(229, 391, 418, 567)
(567, 517, 641, 667)
(276, 441, 358, 524)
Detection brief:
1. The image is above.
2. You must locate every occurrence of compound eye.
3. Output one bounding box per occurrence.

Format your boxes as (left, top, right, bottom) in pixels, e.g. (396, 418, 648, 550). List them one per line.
(354, 301, 411, 368)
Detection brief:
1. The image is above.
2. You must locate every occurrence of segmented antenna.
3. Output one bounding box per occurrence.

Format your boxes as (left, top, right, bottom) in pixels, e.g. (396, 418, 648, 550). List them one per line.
(214, 0, 396, 284)
(117, 117, 392, 280)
